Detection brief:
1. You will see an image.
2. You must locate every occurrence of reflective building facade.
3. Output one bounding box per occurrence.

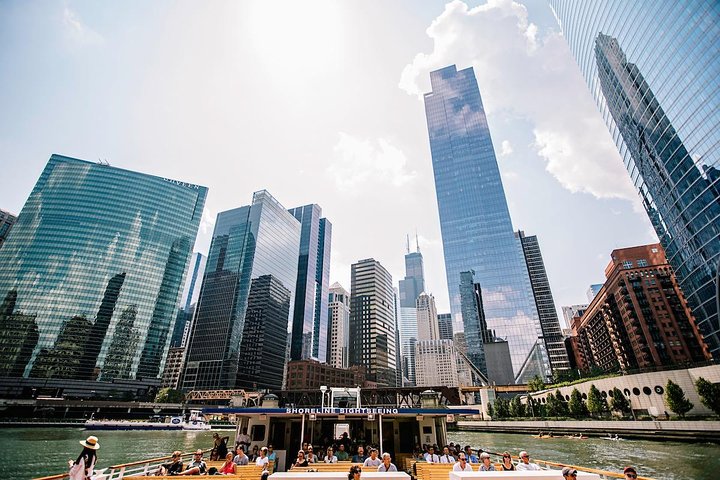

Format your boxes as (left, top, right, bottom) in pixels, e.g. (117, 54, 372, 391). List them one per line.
(0, 154, 207, 384)
(549, 1, 720, 355)
(397, 245, 425, 386)
(424, 65, 548, 380)
(182, 190, 300, 390)
(170, 252, 207, 348)
(0, 209, 17, 249)
(288, 204, 332, 362)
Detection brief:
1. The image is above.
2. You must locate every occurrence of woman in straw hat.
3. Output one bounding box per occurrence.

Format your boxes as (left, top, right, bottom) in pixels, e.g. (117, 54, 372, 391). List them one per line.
(68, 435, 99, 480)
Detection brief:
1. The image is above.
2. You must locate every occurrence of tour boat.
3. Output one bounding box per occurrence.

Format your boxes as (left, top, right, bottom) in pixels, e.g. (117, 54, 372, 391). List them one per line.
(84, 409, 211, 431)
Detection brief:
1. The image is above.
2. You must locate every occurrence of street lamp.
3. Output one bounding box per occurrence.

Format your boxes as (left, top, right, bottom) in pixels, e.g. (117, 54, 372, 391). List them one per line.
(320, 385, 327, 411)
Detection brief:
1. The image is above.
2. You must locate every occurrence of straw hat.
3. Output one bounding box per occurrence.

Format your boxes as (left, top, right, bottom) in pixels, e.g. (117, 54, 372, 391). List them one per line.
(80, 436, 100, 450)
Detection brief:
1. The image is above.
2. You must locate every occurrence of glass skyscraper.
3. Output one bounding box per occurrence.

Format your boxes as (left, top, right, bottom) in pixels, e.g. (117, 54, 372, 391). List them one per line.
(183, 190, 300, 390)
(423, 65, 549, 381)
(170, 252, 207, 348)
(397, 244, 425, 386)
(549, 1, 720, 355)
(0, 154, 207, 387)
(288, 204, 332, 362)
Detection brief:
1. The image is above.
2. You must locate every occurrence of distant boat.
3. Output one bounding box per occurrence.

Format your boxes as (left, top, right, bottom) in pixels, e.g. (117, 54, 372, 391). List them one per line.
(85, 409, 211, 431)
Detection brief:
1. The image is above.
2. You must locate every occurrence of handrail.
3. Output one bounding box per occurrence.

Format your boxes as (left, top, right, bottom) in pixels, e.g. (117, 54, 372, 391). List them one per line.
(107, 448, 211, 469)
(515, 455, 653, 480)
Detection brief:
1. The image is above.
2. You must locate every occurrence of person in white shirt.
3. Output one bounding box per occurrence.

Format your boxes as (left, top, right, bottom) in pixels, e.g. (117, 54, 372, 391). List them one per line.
(423, 446, 439, 463)
(363, 448, 382, 467)
(377, 452, 397, 472)
(453, 453, 473, 471)
(516, 451, 541, 471)
(324, 447, 338, 463)
(255, 447, 270, 479)
(306, 446, 317, 464)
(440, 446, 455, 463)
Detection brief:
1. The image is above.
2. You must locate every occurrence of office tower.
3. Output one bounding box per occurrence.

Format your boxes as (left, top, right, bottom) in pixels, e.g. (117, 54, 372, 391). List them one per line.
(288, 204, 332, 362)
(0, 209, 17, 249)
(170, 252, 207, 348)
(183, 191, 300, 390)
(550, 1, 720, 356)
(458, 271, 489, 376)
(236, 274, 292, 390)
(286, 360, 366, 390)
(586, 284, 603, 303)
(423, 65, 548, 381)
(415, 340, 461, 387)
(397, 241, 425, 386)
(562, 304, 588, 329)
(571, 244, 710, 372)
(328, 282, 350, 369)
(438, 313, 453, 341)
(517, 231, 571, 373)
(349, 258, 397, 387)
(0, 154, 206, 391)
(416, 292, 439, 341)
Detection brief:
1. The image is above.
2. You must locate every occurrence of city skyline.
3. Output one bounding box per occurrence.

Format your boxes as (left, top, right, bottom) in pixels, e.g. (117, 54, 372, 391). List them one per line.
(0, 0, 660, 325)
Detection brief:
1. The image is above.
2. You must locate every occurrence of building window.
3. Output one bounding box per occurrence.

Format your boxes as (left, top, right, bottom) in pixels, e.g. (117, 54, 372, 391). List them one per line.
(637, 259, 648, 267)
(623, 260, 633, 269)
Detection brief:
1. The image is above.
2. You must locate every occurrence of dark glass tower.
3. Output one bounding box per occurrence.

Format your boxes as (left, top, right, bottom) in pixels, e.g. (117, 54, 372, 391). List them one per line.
(459, 271, 489, 376)
(288, 204, 332, 362)
(0, 154, 207, 386)
(517, 231, 570, 373)
(550, 0, 720, 356)
(170, 252, 207, 348)
(423, 65, 549, 380)
(397, 242, 425, 386)
(182, 190, 300, 390)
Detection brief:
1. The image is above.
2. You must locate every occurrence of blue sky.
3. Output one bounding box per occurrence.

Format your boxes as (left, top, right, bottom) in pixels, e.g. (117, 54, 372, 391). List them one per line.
(0, 0, 657, 325)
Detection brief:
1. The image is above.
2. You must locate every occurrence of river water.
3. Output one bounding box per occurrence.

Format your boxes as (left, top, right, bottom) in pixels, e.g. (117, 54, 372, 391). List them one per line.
(6, 427, 719, 479)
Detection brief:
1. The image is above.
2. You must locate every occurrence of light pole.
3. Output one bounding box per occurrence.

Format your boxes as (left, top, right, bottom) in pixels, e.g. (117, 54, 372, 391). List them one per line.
(320, 385, 327, 412)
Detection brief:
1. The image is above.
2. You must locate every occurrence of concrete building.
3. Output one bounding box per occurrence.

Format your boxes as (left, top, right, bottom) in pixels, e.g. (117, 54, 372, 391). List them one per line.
(286, 359, 365, 390)
(349, 258, 398, 387)
(161, 347, 186, 389)
(415, 340, 458, 387)
(416, 292, 439, 342)
(0, 209, 17, 249)
(328, 282, 350, 369)
(571, 244, 710, 373)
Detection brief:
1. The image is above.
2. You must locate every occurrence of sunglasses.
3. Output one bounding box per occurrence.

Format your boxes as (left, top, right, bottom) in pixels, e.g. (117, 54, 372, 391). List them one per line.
(626, 475, 637, 479)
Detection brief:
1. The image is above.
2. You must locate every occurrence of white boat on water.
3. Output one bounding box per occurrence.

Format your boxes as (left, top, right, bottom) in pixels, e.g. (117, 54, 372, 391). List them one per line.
(84, 409, 211, 431)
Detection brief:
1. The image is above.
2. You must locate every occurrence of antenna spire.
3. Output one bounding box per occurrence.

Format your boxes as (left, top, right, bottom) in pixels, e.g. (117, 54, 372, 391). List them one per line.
(406, 234, 410, 254)
(415, 230, 420, 252)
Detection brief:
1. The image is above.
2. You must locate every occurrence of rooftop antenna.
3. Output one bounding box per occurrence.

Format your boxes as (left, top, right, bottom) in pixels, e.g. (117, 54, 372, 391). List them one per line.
(406, 234, 410, 254)
(415, 230, 420, 252)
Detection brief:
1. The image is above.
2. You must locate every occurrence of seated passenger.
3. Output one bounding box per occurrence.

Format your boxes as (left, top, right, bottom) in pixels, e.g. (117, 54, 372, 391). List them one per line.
(233, 446, 249, 466)
(351, 445, 367, 463)
(306, 446, 317, 463)
(155, 450, 183, 476)
(377, 452, 397, 472)
(453, 453, 473, 471)
(336, 443, 350, 461)
(363, 448, 382, 467)
(423, 445, 439, 463)
(256, 447, 270, 479)
(501, 451, 515, 471)
(623, 466, 638, 479)
(176, 450, 206, 476)
(325, 447, 338, 463)
(516, 451, 541, 471)
(562, 466, 578, 479)
(294, 450, 308, 468)
(219, 452, 236, 475)
(464, 446, 478, 464)
(479, 452, 495, 471)
(440, 446, 455, 463)
(348, 465, 362, 480)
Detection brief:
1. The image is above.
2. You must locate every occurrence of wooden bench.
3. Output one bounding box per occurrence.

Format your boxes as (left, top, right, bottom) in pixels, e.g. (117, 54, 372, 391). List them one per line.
(290, 462, 363, 473)
(205, 460, 274, 473)
(134, 464, 264, 479)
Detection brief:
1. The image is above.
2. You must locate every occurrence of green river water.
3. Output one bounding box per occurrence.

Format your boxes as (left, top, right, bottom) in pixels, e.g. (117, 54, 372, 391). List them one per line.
(5, 427, 719, 479)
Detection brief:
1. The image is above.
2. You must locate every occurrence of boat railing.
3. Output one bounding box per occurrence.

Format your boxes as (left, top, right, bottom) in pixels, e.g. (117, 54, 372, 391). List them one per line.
(527, 456, 653, 480)
(33, 448, 212, 480)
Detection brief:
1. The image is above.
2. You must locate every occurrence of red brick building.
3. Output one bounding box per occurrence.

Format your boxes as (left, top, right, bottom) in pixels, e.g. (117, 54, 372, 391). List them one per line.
(286, 359, 368, 390)
(569, 244, 710, 372)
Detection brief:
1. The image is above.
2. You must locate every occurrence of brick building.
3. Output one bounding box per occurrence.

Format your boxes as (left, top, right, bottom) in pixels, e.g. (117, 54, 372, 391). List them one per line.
(285, 359, 367, 390)
(569, 244, 710, 372)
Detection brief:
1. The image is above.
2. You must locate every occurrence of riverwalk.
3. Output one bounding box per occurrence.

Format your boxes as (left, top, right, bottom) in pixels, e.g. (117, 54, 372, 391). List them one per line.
(456, 419, 720, 442)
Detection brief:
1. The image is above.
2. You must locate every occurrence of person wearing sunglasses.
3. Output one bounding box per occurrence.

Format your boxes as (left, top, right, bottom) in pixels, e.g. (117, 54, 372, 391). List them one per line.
(452, 453, 474, 471)
(500, 451, 515, 471)
(516, 451, 540, 471)
(562, 467, 578, 478)
(623, 466, 638, 479)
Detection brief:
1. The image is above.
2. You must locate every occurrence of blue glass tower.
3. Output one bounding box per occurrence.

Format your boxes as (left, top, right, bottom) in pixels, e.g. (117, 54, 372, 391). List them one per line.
(0, 154, 207, 386)
(170, 252, 207, 348)
(182, 190, 300, 390)
(424, 65, 549, 381)
(288, 204, 332, 362)
(550, 1, 720, 355)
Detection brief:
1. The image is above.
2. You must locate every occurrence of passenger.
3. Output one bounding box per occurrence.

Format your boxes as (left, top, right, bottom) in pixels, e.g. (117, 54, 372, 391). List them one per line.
(177, 450, 207, 475)
(452, 453, 473, 472)
(256, 447, 270, 479)
(440, 446, 455, 463)
(212, 433, 230, 460)
(516, 451, 540, 471)
(623, 466, 638, 479)
(339, 432, 352, 452)
(348, 465, 362, 480)
(352, 445, 367, 463)
(302, 442, 309, 454)
(325, 447, 338, 463)
(294, 450, 309, 468)
(219, 452, 236, 475)
(249, 445, 260, 462)
(500, 452, 515, 471)
(336, 443, 350, 461)
(155, 450, 183, 476)
(479, 452, 495, 471)
(562, 467, 578, 478)
(69, 435, 99, 480)
(423, 445, 439, 463)
(267, 445, 277, 464)
(464, 446, 478, 464)
(363, 448, 382, 467)
(377, 452, 397, 472)
(306, 445, 317, 463)
(233, 446, 249, 466)
(235, 428, 251, 452)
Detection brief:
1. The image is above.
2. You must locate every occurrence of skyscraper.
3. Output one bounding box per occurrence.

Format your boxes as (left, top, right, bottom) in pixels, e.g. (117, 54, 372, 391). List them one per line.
(0, 209, 17, 249)
(459, 271, 489, 377)
(437, 313, 454, 341)
(397, 241, 426, 386)
(327, 282, 350, 369)
(549, 1, 720, 356)
(288, 204, 332, 362)
(182, 190, 300, 390)
(349, 258, 397, 387)
(586, 284, 603, 303)
(170, 252, 207, 348)
(416, 292, 439, 342)
(0, 154, 206, 390)
(517, 231, 570, 373)
(423, 65, 548, 381)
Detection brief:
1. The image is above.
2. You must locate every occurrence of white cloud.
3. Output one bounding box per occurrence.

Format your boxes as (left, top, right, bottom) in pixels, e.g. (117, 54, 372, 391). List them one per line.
(399, 0, 637, 202)
(500, 139, 513, 156)
(63, 5, 104, 46)
(326, 132, 417, 193)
